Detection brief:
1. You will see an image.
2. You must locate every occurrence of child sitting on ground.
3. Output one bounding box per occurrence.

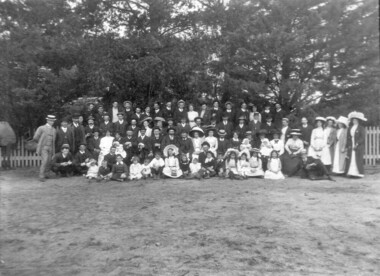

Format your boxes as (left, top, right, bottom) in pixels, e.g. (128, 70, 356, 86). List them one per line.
(111, 154, 129, 182)
(189, 157, 202, 179)
(149, 152, 165, 179)
(215, 152, 225, 177)
(129, 156, 143, 180)
(98, 160, 112, 181)
(141, 158, 152, 179)
(201, 151, 216, 178)
(179, 154, 190, 177)
(264, 150, 285, 180)
(86, 158, 99, 181)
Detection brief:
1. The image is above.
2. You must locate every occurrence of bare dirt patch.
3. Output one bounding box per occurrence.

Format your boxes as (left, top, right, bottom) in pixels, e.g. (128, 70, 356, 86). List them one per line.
(1, 169, 380, 275)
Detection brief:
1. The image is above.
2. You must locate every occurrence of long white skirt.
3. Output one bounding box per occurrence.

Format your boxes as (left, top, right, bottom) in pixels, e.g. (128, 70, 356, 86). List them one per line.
(264, 170, 285, 180)
(163, 167, 183, 178)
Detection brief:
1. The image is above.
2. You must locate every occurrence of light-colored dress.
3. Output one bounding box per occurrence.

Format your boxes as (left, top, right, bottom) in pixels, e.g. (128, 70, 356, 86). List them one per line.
(332, 128, 347, 174)
(129, 163, 143, 180)
(188, 111, 199, 128)
(205, 136, 218, 156)
(270, 139, 284, 156)
(86, 165, 99, 178)
(264, 158, 285, 179)
(238, 160, 251, 176)
(163, 156, 183, 178)
(322, 127, 333, 165)
(308, 127, 325, 159)
(98, 136, 114, 164)
(225, 159, 239, 175)
(191, 137, 204, 160)
(246, 157, 264, 177)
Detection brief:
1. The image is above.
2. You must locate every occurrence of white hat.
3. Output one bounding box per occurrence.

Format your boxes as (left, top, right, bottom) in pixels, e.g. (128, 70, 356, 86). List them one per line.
(326, 116, 336, 122)
(315, 116, 326, 122)
(189, 126, 204, 138)
(163, 144, 179, 157)
(46, 115, 56, 121)
(348, 111, 367, 122)
(336, 116, 349, 127)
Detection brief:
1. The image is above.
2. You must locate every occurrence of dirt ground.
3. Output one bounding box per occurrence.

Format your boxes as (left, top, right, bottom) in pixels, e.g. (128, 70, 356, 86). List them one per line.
(0, 169, 379, 276)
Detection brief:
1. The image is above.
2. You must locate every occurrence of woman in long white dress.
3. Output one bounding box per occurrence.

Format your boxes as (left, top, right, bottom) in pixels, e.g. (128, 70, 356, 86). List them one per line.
(187, 104, 199, 128)
(98, 130, 114, 164)
(162, 145, 183, 178)
(205, 129, 218, 156)
(308, 117, 326, 159)
(332, 116, 348, 174)
(323, 116, 337, 170)
(264, 150, 285, 180)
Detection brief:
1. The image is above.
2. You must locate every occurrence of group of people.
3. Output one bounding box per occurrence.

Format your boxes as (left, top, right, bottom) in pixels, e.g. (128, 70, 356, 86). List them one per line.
(32, 96, 367, 182)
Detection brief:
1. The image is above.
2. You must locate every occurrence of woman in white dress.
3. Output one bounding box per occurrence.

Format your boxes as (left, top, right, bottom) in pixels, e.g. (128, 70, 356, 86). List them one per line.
(308, 117, 326, 159)
(247, 148, 264, 178)
(187, 103, 199, 128)
(332, 116, 348, 174)
(346, 111, 367, 178)
(324, 116, 337, 171)
(189, 127, 204, 160)
(264, 150, 285, 180)
(205, 128, 218, 156)
(98, 130, 114, 164)
(162, 145, 183, 178)
(140, 118, 152, 137)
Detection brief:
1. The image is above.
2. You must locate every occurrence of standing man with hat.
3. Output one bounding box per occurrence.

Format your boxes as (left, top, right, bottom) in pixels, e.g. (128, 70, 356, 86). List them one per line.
(173, 99, 187, 125)
(217, 114, 234, 139)
(274, 103, 287, 129)
(224, 101, 235, 122)
(114, 112, 128, 137)
(33, 115, 57, 181)
(123, 101, 134, 123)
(248, 112, 261, 137)
(56, 118, 75, 153)
(71, 114, 86, 153)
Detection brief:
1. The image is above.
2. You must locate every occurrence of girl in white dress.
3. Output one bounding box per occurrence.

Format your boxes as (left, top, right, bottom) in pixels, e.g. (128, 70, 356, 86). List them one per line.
(238, 150, 251, 178)
(264, 150, 285, 180)
(205, 129, 218, 156)
(129, 156, 143, 180)
(140, 119, 152, 137)
(187, 104, 199, 128)
(98, 130, 114, 164)
(224, 149, 242, 179)
(308, 117, 326, 160)
(246, 148, 264, 178)
(162, 146, 183, 178)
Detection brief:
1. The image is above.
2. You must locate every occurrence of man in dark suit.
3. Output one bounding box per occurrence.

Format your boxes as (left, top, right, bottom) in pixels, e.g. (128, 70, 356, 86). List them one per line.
(71, 114, 86, 153)
(162, 101, 174, 120)
(299, 117, 313, 148)
(261, 104, 273, 123)
(217, 114, 234, 139)
(129, 119, 140, 138)
(210, 100, 223, 124)
(84, 117, 97, 142)
(176, 117, 191, 136)
(173, 100, 187, 125)
(234, 116, 249, 140)
(217, 129, 230, 155)
(137, 128, 151, 152)
(56, 118, 75, 153)
(178, 131, 194, 157)
(152, 101, 164, 118)
(73, 143, 92, 175)
(94, 105, 105, 126)
(99, 113, 114, 137)
(260, 115, 276, 140)
(199, 103, 211, 125)
(87, 128, 101, 160)
(274, 103, 287, 130)
(161, 127, 179, 149)
(248, 112, 262, 137)
(122, 101, 134, 124)
(123, 129, 138, 161)
(223, 101, 235, 123)
(113, 112, 128, 137)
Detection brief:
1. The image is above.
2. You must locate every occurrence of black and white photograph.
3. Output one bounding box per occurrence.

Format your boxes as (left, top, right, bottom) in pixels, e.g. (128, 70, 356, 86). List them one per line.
(0, 0, 379, 275)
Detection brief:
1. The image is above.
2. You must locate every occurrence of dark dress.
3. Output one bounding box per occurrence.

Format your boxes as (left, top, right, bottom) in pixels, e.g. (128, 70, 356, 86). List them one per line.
(292, 156, 332, 180)
(345, 124, 366, 177)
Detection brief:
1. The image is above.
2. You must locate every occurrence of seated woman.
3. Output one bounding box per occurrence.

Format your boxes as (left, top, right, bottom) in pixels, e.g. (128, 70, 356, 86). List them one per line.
(246, 148, 264, 178)
(224, 149, 243, 180)
(238, 150, 251, 179)
(98, 130, 114, 165)
(264, 150, 285, 180)
(201, 151, 217, 178)
(162, 145, 183, 178)
(290, 149, 334, 181)
(189, 127, 205, 161)
(230, 132, 241, 150)
(204, 128, 218, 157)
(282, 129, 304, 176)
(51, 144, 74, 177)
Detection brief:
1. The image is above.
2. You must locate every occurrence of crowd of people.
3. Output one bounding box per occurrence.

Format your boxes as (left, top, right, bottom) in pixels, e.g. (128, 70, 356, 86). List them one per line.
(32, 95, 367, 182)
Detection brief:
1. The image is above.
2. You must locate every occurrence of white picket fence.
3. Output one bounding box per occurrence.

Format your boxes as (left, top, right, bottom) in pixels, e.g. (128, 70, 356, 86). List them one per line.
(1, 126, 379, 168)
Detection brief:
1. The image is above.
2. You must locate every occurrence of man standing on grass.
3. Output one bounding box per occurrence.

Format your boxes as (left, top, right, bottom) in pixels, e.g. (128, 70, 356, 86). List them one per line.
(33, 115, 57, 182)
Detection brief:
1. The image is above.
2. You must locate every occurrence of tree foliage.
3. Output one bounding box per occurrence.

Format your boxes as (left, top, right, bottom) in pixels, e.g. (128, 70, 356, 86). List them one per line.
(0, 0, 378, 134)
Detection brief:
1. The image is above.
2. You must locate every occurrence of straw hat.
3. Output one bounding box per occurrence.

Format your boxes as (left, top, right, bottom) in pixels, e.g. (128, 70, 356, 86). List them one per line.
(189, 126, 204, 138)
(154, 117, 165, 122)
(348, 111, 367, 122)
(336, 116, 349, 127)
(315, 116, 326, 122)
(163, 144, 179, 157)
(326, 116, 336, 122)
(140, 116, 152, 124)
(46, 115, 56, 121)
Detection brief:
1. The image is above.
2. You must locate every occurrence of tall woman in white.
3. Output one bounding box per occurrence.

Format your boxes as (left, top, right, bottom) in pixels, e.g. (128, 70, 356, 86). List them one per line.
(308, 117, 326, 159)
(332, 116, 348, 174)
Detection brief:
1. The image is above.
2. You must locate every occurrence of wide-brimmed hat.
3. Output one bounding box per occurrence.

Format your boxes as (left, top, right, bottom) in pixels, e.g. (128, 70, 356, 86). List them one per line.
(163, 144, 179, 157)
(189, 127, 204, 138)
(315, 116, 326, 122)
(348, 111, 367, 122)
(46, 115, 56, 121)
(290, 129, 302, 136)
(154, 117, 165, 122)
(239, 149, 251, 159)
(226, 148, 239, 157)
(326, 116, 336, 122)
(336, 116, 349, 127)
(140, 116, 152, 124)
(193, 116, 203, 122)
(282, 117, 289, 122)
(218, 129, 227, 136)
(202, 141, 210, 148)
(206, 127, 217, 134)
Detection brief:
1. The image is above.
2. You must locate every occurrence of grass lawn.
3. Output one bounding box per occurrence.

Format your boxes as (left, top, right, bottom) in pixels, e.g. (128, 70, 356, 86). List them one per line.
(0, 168, 380, 276)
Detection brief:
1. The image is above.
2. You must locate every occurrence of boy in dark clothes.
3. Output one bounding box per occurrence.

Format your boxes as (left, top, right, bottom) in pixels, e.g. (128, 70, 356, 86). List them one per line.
(98, 160, 111, 181)
(74, 143, 92, 175)
(201, 151, 217, 178)
(179, 154, 190, 177)
(215, 152, 226, 177)
(51, 144, 74, 177)
(111, 154, 129, 181)
(104, 146, 117, 170)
